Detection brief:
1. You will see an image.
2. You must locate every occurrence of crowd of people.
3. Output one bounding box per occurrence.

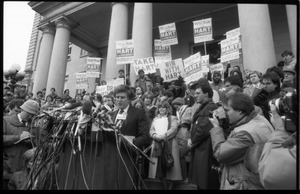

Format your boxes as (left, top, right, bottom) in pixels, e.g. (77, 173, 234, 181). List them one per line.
(3, 50, 297, 190)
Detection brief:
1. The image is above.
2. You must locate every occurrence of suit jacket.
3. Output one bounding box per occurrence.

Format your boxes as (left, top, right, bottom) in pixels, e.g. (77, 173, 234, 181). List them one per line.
(111, 105, 150, 149)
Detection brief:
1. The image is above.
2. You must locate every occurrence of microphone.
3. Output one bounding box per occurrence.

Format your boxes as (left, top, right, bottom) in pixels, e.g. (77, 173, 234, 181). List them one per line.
(64, 101, 83, 110)
(82, 100, 93, 115)
(74, 100, 93, 136)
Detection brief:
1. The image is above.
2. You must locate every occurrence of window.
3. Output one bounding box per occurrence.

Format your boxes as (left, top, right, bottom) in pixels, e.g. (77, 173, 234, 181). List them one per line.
(80, 49, 89, 57)
(67, 42, 72, 61)
(191, 36, 222, 64)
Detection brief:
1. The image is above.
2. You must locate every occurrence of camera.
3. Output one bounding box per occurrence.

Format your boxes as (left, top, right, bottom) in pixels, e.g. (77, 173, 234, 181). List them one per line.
(268, 91, 297, 116)
(268, 91, 297, 132)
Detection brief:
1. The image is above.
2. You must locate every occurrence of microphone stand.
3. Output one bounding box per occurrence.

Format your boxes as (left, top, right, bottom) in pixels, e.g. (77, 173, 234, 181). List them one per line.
(97, 114, 154, 190)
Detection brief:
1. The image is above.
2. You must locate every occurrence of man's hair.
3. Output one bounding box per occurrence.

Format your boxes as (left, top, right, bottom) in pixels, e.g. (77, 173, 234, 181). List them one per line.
(37, 91, 43, 96)
(249, 70, 262, 79)
(8, 99, 25, 110)
(195, 82, 213, 98)
(224, 75, 243, 88)
(103, 94, 114, 101)
(162, 90, 174, 98)
(114, 84, 135, 100)
(50, 87, 55, 91)
(281, 50, 294, 57)
(118, 69, 124, 73)
(224, 93, 255, 115)
(266, 66, 284, 81)
(262, 72, 281, 91)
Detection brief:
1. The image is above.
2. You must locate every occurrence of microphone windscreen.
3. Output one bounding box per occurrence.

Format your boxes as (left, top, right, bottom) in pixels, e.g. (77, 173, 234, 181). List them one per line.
(65, 102, 82, 109)
(82, 100, 93, 115)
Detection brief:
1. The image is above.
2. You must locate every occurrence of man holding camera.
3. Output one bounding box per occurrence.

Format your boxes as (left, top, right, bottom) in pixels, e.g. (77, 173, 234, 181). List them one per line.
(209, 93, 274, 190)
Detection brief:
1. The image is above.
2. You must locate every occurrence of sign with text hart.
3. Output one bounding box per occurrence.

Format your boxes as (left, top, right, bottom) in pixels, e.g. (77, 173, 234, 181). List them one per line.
(133, 57, 156, 75)
(154, 39, 172, 67)
(75, 72, 88, 89)
(116, 39, 134, 65)
(86, 57, 101, 77)
(220, 35, 240, 63)
(193, 18, 213, 43)
(159, 58, 185, 82)
(159, 22, 178, 46)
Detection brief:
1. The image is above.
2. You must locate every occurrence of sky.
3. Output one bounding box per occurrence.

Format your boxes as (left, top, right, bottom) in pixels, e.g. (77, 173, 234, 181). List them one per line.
(3, 1, 35, 71)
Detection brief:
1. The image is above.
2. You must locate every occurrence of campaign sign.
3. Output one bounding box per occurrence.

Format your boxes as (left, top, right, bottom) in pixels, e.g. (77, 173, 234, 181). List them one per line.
(220, 35, 240, 63)
(133, 57, 156, 75)
(193, 18, 213, 43)
(159, 58, 185, 82)
(154, 39, 172, 67)
(76, 73, 88, 89)
(159, 22, 178, 46)
(86, 57, 101, 77)
(116, 40, 134, 65)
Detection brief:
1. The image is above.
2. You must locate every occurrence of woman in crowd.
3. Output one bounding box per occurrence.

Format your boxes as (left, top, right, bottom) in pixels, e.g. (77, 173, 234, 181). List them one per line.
(148, 101, 182, 190)
(41, 95, 54, 111)
(143, 93, 157, 124)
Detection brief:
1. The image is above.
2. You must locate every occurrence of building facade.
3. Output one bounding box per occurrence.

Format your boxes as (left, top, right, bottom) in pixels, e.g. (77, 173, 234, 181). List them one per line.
(26, 2, 298, 98)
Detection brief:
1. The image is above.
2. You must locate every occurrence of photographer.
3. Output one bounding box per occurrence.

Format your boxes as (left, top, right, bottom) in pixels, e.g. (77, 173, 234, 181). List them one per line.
(209, 93, 274, 190)
(257, 93, 297, 189)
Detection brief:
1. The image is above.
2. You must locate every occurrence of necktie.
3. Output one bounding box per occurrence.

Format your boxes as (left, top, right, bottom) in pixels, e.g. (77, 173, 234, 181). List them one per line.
(119, 109, 124, 114)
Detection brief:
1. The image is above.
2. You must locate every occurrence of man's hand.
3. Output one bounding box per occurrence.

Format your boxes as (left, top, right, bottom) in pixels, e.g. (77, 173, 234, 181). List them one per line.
(187, 138, 192, 148)
(209, 111, 220, 128)
(269, 103, 285, 131)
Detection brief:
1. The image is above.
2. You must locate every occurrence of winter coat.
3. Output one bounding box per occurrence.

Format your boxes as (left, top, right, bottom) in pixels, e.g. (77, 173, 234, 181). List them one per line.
(148, 115, 182, 181)
(134, 76, 153, 93)
(3, 114, 32, 180)
(258, 131, 296, 189)
(188, 99, 220, 189)
(210, 111, 274, 190)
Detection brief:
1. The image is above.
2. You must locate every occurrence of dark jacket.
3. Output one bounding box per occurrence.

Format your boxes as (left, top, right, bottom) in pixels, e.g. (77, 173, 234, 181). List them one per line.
(58, 105, 150, 190)
(3, 114, 32, 180)
(189, 99, 220, 189)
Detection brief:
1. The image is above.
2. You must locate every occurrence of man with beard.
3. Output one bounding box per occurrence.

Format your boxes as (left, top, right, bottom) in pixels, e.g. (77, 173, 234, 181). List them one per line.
(210, 71, 224, 94)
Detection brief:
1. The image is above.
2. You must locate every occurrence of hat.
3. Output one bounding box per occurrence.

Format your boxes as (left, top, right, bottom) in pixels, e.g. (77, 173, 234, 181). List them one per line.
(172, 97, 185, 106)
(20, 100, 40, 115)
(283, 68, 296, 75)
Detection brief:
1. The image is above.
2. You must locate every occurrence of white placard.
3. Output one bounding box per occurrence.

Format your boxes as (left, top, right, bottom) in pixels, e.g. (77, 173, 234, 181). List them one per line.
(116, 40, 134, 65)
(193, 18, 213, 43)
(159, 22, 178, 46)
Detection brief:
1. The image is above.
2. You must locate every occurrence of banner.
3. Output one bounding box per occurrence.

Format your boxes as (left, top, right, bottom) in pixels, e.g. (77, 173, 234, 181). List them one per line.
(159, 58, 185, 82)
(220, 35, 240, 63)
(201, 55, 210, 73)
(225, 27, 240, 39)
(86, 57, 101, 77)
(133, 57, 156, 75)
(154, 39, 172, 67)
(193, 18, 213, 43)
(76, 73, 88, 89)
(95, 85, 109, 96)
(159, 22, 178, 46)
(116, 39, 134, 65)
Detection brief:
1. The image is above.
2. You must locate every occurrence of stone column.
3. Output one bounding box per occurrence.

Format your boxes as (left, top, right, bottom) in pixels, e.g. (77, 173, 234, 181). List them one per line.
(105, 2, 129, 81)
(238, 4, 276, 74)
(46, 17, 75, 97)
(130, 3, 153, 85)
(286, 5, 297, 58)
(32, 24, 55, 95)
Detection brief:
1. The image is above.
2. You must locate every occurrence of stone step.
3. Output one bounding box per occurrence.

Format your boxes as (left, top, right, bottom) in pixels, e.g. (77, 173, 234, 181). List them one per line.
(140, 178, 197, 190)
